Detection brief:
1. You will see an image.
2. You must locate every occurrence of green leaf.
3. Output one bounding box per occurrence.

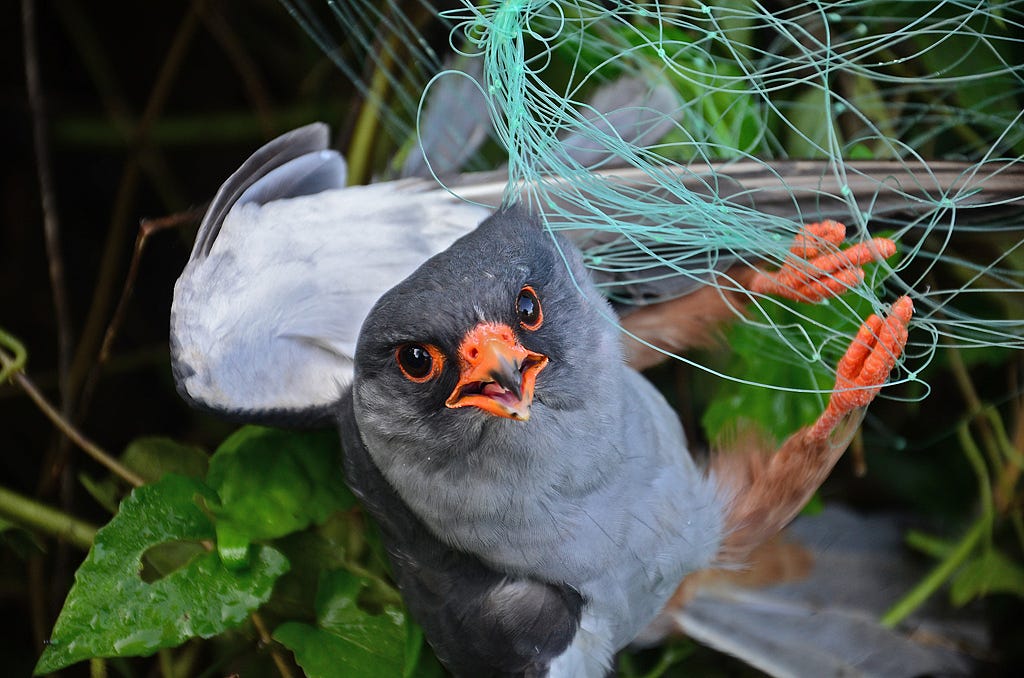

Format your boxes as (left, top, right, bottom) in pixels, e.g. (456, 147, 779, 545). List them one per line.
(35, 475, 289, 674)
(0, 516, 47, 559)
(904, 529, 956, 560)
(78, 472, 121, 514)
(275, 569, 406, 678)
(266, 510, 371, 620)
(80, 438, 209, 514)
(122, 436, 209, 484)
(950, 547, 1024, 606)
(205, 426, 356, 568)
(700, 300, 841, 442)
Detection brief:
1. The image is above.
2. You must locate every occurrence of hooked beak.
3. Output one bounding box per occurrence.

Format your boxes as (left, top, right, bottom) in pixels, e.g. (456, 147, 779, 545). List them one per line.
(445, 322, 548, 421)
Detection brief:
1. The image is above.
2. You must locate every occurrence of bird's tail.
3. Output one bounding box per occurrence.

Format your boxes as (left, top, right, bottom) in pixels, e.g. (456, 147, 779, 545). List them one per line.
(641, 506, 986, 676)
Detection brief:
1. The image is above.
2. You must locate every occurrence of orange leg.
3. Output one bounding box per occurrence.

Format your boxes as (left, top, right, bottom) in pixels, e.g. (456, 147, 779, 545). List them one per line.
(808, 295, 913, 442)
(711, 295, 913, 561)
(749, 221, 896, 303)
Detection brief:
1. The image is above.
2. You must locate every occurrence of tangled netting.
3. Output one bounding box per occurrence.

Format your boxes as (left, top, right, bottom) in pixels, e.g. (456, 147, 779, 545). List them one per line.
(283, 0, 1024, 398)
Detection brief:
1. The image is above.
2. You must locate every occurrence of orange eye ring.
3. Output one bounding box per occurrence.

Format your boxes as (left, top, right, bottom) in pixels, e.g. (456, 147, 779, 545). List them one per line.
(516, 285, 543, 331)
(395, 343, 445, 383)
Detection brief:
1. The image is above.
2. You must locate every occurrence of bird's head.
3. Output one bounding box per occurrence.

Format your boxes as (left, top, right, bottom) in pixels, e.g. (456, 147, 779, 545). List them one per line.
(351, 205, 621, 452)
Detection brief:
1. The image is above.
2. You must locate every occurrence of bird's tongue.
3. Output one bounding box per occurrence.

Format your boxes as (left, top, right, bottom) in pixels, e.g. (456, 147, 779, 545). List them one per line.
(481, 382, 510, 398)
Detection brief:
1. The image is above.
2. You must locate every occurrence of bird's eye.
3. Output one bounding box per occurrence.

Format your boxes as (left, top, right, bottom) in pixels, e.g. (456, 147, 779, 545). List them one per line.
(396, 343, 443, 382)
(516, 286, 543, 330)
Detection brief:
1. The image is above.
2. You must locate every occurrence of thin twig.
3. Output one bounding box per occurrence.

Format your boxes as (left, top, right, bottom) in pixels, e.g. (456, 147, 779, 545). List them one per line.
(22, 0, 74, 407)
(0, 339, 144, 489)
(199, 2, 276, 137)
(54, 0, 188, 210)
(251, 611, 296, 678)
(68, 0, 207, 417)
(79, 208, 205, 410)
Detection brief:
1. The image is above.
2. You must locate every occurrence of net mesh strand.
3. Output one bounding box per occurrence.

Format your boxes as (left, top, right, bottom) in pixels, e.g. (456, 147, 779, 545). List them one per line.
(283, 0, 1024, 395)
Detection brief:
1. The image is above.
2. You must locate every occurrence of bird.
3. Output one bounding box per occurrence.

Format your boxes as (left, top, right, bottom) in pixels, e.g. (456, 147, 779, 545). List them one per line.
(334, 203, 910, 676)
(171, 123, 1021, 676)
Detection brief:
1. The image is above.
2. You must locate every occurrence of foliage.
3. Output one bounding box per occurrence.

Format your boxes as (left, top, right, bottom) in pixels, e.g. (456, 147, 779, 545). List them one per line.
(28, 426, 442, 675)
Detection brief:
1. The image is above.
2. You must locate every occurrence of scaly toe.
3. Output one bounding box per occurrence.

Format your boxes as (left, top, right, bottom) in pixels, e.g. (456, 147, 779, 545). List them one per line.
(809, 296, 914, 441)
(790, 220, 846, 259)
(750, 224, 897, 304)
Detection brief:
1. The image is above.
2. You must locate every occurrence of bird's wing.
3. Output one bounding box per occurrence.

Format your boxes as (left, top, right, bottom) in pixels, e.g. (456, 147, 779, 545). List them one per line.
(172, 119, 1024, 423)
(399, 56, 491, 179)
(656, 506, 983, 678)
(337, 391, 583, 676)
(170, 126, 489, 425)
(189, 123, 342, 258)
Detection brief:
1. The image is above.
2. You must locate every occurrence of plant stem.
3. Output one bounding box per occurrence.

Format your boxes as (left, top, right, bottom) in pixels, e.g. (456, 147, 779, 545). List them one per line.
(946, 345, 1002, 472)
(958, 421, 995, 534)
(0, 486, 96, 550)
(251, 611, 295, 678)
(22, 0, 73, 406)
(158, 648, 175, 678)
(0, 328, 27, 383)
(881, 515, 989, 627)
(67, 0, 206, 417)
(346, 35, 397, 185)
(0, 337, 145, 488)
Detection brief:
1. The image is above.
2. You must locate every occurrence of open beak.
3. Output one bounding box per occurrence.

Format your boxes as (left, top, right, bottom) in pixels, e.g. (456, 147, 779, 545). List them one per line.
(445, 322, 548, 421)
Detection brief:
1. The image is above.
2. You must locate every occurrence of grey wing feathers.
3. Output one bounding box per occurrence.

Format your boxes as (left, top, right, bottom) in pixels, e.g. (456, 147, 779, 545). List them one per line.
(571, 158, 1024, 309)
(193, 122, 336, 257)
(172, 115, 1024, 422)
(670, 506, 983, 677)
(559, 76, 680, 169)
(401, 56, 491, 179)
(338, 392, 583, 677)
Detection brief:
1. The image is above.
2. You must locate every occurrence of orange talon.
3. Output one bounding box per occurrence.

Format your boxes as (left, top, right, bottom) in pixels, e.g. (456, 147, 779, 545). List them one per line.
(750, 221, 897, 303)
(809, 296, 914, 442)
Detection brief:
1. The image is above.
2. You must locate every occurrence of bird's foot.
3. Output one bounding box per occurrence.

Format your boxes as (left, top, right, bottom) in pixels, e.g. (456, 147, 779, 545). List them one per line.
(749, 221, 896, 303)
(808, 296, 914, 443)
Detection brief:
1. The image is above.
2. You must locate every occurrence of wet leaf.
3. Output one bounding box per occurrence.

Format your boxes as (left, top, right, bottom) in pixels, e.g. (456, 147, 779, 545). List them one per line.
(35, 475, 289, 674)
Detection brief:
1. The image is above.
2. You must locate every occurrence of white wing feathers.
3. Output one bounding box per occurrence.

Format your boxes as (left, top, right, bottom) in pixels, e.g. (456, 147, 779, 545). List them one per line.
(171, 125, 489, 423)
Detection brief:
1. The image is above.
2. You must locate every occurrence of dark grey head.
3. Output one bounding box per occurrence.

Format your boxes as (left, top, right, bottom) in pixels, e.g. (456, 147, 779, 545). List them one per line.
(351, 206, 622, 456)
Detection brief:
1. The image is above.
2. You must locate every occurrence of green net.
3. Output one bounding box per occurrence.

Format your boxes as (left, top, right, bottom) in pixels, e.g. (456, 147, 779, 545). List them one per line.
(281, 0, 1024, 397)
